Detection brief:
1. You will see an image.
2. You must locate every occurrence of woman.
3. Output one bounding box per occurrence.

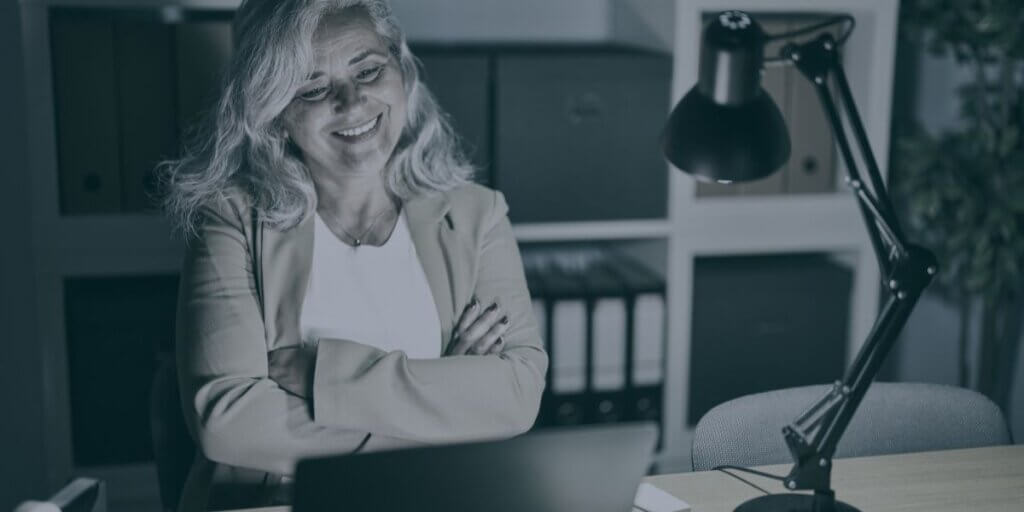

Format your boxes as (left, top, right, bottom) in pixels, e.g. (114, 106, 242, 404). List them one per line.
(160, 0, 547, 509)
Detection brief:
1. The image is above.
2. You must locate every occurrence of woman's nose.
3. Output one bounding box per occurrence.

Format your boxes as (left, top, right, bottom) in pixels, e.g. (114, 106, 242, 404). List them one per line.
(330, 83, 363, 113)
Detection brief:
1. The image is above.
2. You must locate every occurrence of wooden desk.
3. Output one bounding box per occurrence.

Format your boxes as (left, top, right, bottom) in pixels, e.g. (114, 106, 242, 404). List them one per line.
(649, 445, 1024, 512)
(226, 445, 1024, 512)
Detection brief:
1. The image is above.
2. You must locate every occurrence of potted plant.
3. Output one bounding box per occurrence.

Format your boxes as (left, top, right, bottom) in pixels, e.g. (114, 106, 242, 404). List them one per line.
(893, 0, 1024, 410)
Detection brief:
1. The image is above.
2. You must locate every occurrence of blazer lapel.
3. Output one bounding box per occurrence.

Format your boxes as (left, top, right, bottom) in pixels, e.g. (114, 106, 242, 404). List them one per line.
(405, 191, 471, 354)
(259, 213, 314, 350)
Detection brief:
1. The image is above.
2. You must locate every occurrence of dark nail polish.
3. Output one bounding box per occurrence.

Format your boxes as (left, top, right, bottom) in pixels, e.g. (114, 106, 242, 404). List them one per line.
(468, 298, 479, 310)
(496, 336, 503, 345)
(501, 316, 510, 325)
(486, 303, 499, 313)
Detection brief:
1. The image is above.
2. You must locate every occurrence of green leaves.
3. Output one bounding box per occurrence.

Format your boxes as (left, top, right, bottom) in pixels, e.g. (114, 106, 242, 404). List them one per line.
(900, 0, 1024, 57)
(894, 1, 1024, 304)
(895, 126, 1023, 301)
(999, 125, 1019, 156)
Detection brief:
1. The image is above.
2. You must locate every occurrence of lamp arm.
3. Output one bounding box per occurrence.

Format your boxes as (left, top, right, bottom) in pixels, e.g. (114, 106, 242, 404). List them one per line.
(773, 33, 939, 494)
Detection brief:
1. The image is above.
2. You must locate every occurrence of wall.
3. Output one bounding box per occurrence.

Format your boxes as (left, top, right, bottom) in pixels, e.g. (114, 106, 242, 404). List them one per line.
(0, 1, 49, 509)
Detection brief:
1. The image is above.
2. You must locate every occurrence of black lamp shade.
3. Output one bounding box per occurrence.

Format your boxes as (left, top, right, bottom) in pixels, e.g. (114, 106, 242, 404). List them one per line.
(662, 86, 790, 183)
(662, 11, 791, 183)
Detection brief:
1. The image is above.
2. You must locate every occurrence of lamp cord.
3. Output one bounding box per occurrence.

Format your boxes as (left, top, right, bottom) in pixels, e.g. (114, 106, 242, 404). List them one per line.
(712, 465, 787, 496)
(714, 468, 772, 495)
(764, 15, 856, 44)
(762, 15, 856, 67)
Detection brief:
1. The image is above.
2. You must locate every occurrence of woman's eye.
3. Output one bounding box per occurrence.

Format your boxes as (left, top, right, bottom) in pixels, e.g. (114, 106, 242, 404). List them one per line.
(356, 65, 384, 82)
(298, 85, 330, 101)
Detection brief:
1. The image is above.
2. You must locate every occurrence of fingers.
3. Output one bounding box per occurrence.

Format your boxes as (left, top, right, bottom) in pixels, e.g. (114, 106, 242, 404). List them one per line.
(454, 297, 481, 335)
(468, 313, 507, 354)
(448, 299, 510, 356)
(461, 302, 501, 342)
(484, 337, 504, 355)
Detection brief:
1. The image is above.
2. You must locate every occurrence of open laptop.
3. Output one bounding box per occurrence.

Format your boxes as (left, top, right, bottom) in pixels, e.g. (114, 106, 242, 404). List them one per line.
(293, 422, 659, 512)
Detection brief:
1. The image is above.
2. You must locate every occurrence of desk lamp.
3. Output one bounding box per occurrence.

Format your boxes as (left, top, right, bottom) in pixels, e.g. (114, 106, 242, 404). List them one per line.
(662, 11, 938, 512)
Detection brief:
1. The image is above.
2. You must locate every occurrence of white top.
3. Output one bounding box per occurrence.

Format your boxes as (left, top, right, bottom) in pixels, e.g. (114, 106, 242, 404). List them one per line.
(299, 210, 442, 359)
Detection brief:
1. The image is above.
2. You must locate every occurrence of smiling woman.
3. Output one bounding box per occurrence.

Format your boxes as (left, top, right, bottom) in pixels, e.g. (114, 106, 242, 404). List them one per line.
(157, 1, 548, 511)
(281, 12, 408, 198)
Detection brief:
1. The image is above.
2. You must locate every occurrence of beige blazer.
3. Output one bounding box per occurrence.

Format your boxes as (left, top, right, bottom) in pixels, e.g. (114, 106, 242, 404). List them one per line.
(175, 183, 548, 511)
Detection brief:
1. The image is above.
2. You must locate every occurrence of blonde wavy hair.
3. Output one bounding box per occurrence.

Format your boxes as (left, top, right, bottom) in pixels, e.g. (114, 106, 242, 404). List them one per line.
(159, 0, 474, 238)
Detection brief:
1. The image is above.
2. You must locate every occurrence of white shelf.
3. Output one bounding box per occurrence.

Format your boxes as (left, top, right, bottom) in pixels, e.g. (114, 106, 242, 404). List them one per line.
(679, 193, 867, 254)
(513, 219, 672, 243)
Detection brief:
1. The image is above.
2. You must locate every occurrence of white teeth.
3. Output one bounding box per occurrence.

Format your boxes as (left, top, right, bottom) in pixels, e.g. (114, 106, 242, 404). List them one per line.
(335, 116, 378, 137)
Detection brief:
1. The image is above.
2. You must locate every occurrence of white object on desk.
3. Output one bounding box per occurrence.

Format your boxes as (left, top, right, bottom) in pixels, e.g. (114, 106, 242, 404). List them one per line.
(633, 482, 690, 512)
(14, 477, 107, 512)
(13, 502, 61, 512)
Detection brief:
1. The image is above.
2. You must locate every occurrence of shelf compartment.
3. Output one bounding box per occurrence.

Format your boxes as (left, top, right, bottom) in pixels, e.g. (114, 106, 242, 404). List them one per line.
(49, 7, 233, 215)
(64, 274, 179, 467)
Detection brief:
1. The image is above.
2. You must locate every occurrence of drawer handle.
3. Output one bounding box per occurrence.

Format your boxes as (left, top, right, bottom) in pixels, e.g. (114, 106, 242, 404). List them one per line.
(567, 92, 604, 124)
(802, 156, 819, 174)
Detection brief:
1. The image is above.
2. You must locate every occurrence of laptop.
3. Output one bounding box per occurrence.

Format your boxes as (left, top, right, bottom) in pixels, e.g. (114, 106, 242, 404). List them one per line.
(293, 422, 659, 512)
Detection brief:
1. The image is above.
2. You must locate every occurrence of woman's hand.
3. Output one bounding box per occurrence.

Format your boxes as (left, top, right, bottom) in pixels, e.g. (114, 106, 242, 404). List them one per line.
(446, 298, 510, 356)
(268, 344, 317, 399)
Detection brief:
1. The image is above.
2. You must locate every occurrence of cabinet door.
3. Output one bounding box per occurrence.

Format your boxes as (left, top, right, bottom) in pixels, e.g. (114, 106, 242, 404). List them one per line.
(688, 254, 851, 424)
(64, 275, 179, 466)
(415, 52, 492, 185)
(116, 21, 178, 212)
(51, 12, 234, 215)
(175, 21, 233, 138)
(52, 15, 122, 214)
(496, 52, 671, 223)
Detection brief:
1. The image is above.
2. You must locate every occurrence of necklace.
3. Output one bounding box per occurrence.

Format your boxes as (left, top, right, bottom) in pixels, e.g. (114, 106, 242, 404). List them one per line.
(335, 204, 395, 247)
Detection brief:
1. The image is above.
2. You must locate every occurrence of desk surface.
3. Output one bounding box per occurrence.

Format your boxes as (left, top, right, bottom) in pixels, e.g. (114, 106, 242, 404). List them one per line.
(650, 444, 1024, 512)
(226, 444, 1024, 512)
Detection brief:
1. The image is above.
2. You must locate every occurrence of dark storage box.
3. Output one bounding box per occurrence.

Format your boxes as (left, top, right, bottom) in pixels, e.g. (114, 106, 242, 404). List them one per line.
(688, 253, 853, 425)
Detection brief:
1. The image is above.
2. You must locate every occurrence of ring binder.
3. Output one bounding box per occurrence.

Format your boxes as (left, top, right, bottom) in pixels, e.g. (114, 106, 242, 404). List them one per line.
(522, 246, 666, 440)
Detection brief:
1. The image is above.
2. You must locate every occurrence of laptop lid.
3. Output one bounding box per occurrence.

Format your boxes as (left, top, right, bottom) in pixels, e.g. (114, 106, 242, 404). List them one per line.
(294, 422, 658, 512)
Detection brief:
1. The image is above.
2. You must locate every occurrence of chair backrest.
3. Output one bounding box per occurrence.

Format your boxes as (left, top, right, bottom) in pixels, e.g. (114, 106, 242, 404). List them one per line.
(150, 355, 196, 512)
(691, 382, 1012, 471)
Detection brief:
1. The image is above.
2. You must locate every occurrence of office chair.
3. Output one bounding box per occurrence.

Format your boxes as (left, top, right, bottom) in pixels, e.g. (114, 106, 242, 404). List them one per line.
(691, 382, 1012, 471)
(150, 354, 196, 512)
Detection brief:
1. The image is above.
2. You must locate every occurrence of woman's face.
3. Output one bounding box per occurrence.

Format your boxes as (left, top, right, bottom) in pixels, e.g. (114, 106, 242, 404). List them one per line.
(280, 10, 407, 178)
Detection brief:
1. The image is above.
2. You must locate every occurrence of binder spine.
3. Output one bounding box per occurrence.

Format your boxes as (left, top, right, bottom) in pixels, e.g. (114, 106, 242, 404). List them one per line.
(524, 246, 666, 442)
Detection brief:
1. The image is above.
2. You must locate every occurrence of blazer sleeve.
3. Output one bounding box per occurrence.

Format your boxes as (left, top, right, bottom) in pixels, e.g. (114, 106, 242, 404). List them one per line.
(311, 190, 549, 442)
(176, 198, 423, 476)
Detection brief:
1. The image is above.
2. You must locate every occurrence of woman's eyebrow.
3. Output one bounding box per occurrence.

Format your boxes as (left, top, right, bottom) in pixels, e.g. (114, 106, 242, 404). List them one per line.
(349, 48, 386, 65)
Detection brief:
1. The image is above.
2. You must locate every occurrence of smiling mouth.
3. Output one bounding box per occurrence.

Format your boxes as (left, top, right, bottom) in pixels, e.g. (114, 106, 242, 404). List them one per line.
(331, 114, 382, 142)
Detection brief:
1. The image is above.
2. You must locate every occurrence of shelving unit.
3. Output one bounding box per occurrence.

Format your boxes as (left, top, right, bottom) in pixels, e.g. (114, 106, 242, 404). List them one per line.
(15, 0, 897, 505)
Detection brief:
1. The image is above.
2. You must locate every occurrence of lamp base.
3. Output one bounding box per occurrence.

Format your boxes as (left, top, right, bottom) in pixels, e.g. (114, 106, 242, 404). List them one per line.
(735, 494, 860, 512)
